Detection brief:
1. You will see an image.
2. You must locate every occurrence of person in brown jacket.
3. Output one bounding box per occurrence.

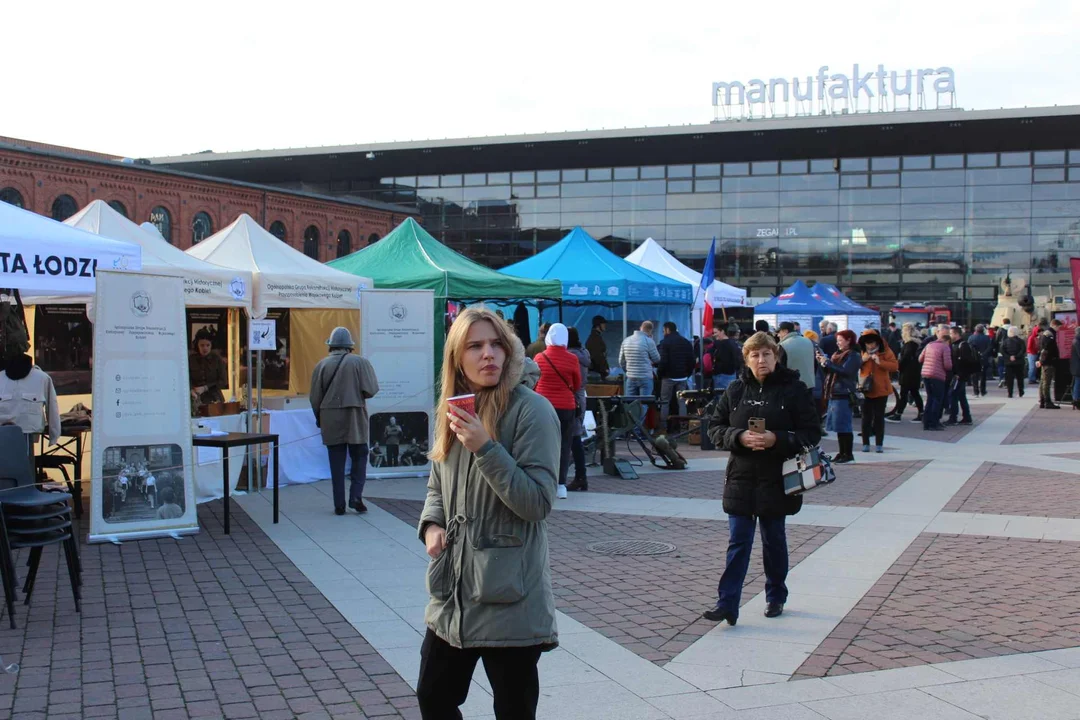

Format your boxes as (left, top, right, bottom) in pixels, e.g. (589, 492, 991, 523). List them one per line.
(858, 329, 898, 453)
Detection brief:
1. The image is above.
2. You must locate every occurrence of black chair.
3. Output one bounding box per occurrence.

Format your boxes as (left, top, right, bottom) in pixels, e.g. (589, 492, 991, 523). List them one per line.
(0, 426, 80, 628)
(34, 452, 81, 518)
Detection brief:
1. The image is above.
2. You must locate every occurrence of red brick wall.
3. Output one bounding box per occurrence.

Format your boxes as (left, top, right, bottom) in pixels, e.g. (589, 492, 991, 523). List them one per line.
(0, 146, 411, 261)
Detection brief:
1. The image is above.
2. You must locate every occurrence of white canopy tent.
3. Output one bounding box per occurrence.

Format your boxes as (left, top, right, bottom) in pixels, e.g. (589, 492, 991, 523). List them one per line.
(625, 238, 747, 330)
(187, 214, 372, 319)
(0, 199, 141, 298)
(63, 200, 253, 309)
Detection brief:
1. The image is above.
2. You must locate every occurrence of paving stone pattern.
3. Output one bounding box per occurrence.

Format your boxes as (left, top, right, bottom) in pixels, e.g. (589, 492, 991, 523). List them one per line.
(0, 502, 414, 720)
(1004, 403, 1080, 444)
(792, 533, 1080, 679)
(877, 401, 1004, 443)
(372, 499, 839, 664)
(943, 462, 1080, 518)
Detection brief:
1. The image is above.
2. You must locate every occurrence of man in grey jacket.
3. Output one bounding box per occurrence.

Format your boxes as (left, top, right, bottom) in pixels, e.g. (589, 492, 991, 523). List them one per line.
(778, 321, 816, 386)
(310, 327, 380, 515)
(618, 321, 661, 397)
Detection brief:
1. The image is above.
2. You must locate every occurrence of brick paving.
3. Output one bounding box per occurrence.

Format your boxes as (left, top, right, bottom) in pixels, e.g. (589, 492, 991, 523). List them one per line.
(943, 462, 1080, 518)
(873, 401, 1004, 443)
(792, 533, 1080, 679)
(0, 502, 415, 720)
(578, 461, 928, 509)
(371, 498, 839, 664)
(1003, 403, 1080, 444)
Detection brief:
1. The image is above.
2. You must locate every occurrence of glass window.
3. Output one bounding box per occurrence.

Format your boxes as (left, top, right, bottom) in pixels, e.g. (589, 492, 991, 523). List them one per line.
(561, 196, 612, 213)
(780, 174, 839, 191)
(537, 185, 560, 198)
(441, 174, 462, 187)
(612, 179, 667, 196)
(780, 206, 839, 222)
(1034, 151, 1066, 165)
(725, 191, 779, 208)
(966, 167, 1032, 186)
(723, 175, 780, 192)
(840, 188, 901, 205)
(416, 175, 438, 187)
(1032, 182, 1080, 201)
(0, 187, 24, 208)
(841, 175, 868, 188)
(612, 210, 666, 226)
(752, 161, 778, 175)
(810, 159, 836, 173)
(902, 203, 965, 220)
(900, 219, 965, 241)
(562, 181, 611, 198)
(1070, 167, 1080, 182)
(488, 172, 510, 185)
(780, 190, 838, 206)
(965, 184, 1030, 203)
(536, 170, 560, 183)
(967, 201, 1031, 220)
(191, 211, 213, 245)
(1069, 150, 1080, 165)
(464, 173, 485, 186)
(302, 225, 320, 259)
(1034, 168, 1066, 183)
(781, 160, 808, 174)
(560, 211, 612, 227)
(695, 164, 720, 177)
(107, 200, 128, 218)
(934, 155, 964, 169)
(396, 177, 418, 188)
(50, 194, 78, 221)
(587, 168, 612, 181)
(841, 158, 869, 172)
(640, 166, 665, 179)
(614, 167, 637, 180)
(336, 230, 352, 258)
(723, 162, 749, 176)
(464, 185, 511, 201)
(1031, 199, 1080, 217)
(1000, 152, 1030, 167)
(614, 194, 667, 211)
(903, 155, 932, 170)
(149, 206, 172, 243)
(721, 207, 779, 224)
(901, 170, 965, 188)
(841, 204, 901, 222)
(695, 179, 721, 193)
(967, 153, 997, 168)
(666, 193, 722, 210)
(367, 233, 381, 245)
(667, 165, 693, 178)
(511, 171, 535, 184)
(666, 209, 723, 224)
(667, 180, 693, 193)
(839, 220, 900, 239)
(511, 186, 535, 198)
(871, 157, 900, 172)
(268, 220, 287, 242)
(872, 174, 900, 187)
(559, 169, 583, 182)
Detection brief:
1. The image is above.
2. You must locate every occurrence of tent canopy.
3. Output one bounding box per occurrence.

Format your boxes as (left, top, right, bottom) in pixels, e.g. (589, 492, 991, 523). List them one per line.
(501, 227, 694, 305)
(753, 280, 841, 315)
(1, 200, 141, 297)
(187, 214, 372, 318)
(813, 283, 877, 315)
(625, 238, 746, 307)
(65, 200, 252, 308)
(327, 217, 561, 301)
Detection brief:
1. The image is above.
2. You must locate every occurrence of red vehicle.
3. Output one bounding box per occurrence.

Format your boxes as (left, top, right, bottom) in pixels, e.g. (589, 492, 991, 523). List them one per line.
(890, 302, 952, 327)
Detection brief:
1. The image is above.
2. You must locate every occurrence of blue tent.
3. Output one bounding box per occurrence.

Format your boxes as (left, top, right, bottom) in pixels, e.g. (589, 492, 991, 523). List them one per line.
(501, 227, 695, 353)
(754, 280, 838, 315)
(814, 283, 877, 316)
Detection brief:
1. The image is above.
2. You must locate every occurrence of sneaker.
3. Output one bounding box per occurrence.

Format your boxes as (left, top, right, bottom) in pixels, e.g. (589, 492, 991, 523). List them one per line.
(557, 485, 568, 499)
(862, 444, 870, 453)
(958, 418, 973, 425)
(875, 446, 884, 453)
(910, 415, 923, 424)
(833, 454, 855, 464)
(943, 418, 958, 426)
(885, 414, 902, 423)
(567, 479, 589, 492)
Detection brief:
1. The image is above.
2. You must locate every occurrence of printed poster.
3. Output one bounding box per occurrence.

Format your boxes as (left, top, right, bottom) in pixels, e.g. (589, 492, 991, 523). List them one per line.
(89, 271, 198, 542)
(34, 304, 93, 395)
(239, 309, 291, 390)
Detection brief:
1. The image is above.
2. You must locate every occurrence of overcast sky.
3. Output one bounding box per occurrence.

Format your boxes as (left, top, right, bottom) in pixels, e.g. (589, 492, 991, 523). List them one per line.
(5, 0, 1078, 159)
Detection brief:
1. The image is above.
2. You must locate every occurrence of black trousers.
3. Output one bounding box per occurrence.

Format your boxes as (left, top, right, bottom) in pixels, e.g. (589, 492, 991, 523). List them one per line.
(893, 383, 923, 417)
(416, 629, 542, 720)
(555, 408, 576, 486)
(386, 444, 399, 467)
(327, 443, 367, 511)
(861, 396, 887, 447)
(1005, 365, 1026, 396)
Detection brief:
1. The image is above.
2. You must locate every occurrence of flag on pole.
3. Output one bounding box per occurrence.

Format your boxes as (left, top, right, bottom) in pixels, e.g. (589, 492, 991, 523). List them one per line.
(701, 237, 716, 334)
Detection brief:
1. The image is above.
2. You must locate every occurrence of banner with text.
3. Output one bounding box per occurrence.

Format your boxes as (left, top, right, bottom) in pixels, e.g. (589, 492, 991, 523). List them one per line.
(89, 271, 198, 543)
(362, 290, 435, 478)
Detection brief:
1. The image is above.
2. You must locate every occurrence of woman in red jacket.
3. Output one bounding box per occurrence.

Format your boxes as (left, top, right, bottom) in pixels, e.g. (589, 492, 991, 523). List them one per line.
(535, 323, 582, 500)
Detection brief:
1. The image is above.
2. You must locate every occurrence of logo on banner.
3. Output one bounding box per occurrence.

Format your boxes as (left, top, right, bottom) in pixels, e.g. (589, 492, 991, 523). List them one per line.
(356, 283, 368, 301)
(229, 277, 246, 300)
(112, 256, 131, 270)
(130, 291, 152, 317)
(389, 303, 408, 322)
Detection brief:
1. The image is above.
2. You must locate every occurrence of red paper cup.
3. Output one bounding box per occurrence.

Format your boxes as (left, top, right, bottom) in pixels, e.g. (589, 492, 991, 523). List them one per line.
(447, 394, 476, 415)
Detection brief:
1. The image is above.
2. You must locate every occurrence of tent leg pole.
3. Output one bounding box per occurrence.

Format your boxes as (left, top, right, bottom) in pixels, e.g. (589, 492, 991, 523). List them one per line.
(622, 302, 628, 341)
(246, 333, 253, 492)
(255, 349, 263, 494)
(558, 300, 563, 323)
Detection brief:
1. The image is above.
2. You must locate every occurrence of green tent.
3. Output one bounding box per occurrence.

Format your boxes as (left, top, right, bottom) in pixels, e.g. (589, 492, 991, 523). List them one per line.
(328, 217, 563, 369)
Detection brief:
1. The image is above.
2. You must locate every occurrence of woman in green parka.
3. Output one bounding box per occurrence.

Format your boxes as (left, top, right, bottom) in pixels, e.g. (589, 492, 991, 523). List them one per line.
(417, 306, 561, 720)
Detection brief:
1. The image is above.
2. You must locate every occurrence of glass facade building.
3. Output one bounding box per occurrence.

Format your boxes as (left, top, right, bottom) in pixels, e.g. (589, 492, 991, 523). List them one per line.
(158, 106, 1080, 325)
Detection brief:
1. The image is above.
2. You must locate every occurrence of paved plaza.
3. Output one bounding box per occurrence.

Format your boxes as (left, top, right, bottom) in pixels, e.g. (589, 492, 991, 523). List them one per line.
(3, 384, 1080, 719)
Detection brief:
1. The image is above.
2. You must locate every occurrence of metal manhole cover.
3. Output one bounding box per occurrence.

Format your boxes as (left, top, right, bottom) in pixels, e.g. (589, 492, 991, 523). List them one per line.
(586, 540, 677, 556)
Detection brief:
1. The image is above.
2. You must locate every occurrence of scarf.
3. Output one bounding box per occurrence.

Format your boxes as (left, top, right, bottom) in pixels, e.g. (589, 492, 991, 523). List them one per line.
(823, 348, 851, 404)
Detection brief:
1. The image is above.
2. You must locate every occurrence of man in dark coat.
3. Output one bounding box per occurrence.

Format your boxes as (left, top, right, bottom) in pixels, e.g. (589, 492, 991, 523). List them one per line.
(657, 322, 696, 428)
(585, 315, 610, 378)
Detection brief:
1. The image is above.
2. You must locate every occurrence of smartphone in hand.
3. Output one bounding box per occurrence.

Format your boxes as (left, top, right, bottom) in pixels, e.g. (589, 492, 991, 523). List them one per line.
(748, 417, 766, 433)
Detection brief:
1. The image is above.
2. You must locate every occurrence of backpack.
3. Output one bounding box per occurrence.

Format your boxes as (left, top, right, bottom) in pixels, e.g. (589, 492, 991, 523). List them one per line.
(959, 342, 980, 374)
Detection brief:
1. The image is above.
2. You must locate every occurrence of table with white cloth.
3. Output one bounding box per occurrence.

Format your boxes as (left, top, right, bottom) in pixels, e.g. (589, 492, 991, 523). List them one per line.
(261, 408, 333, 486)
(192, 414, 247, 502)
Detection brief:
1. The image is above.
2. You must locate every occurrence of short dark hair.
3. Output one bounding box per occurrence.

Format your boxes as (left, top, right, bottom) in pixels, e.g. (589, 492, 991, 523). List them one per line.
(567, 327, 582, 349)
(754, 319, 770, 333)
(713, 319, 726, 331)
(778, 321, 795, 333)
(663, 321, 677, 333)
(592, 315, 607, 328)
(888, 322, 897, 328)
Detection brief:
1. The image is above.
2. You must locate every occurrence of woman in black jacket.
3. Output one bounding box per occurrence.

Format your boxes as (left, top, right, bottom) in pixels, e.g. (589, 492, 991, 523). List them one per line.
(1002, 326, 1027, 398)
(887, 322, 924, 423)
(702, 332, 821, 626)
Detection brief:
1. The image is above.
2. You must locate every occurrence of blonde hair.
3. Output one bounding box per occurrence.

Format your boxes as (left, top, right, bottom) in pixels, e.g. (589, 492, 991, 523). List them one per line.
(429, 306, 523, 463)
(742, 331, 779, 359)
(901, 322, 916, 343)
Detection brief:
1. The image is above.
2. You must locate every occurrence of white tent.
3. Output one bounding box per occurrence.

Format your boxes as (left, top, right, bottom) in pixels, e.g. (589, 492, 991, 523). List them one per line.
(64, 200, 253, 309)
(0, 200, 141, 297)
(625, 238, 747, 327)
(187, 214, 374, 318)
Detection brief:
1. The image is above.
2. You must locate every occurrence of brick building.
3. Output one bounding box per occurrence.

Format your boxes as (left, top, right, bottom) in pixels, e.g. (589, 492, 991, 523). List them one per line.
(0, 137, 414, 261)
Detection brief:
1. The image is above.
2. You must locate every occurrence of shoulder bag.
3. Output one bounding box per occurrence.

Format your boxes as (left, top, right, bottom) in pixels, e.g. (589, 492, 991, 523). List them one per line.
(314, 354, 348, 428)
(782, 446, 836, 495)
(541, 354, 583, 414)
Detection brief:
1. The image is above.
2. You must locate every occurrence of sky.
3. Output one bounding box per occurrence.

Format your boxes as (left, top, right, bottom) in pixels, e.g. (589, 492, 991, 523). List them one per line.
(5, 0, 1079, 159)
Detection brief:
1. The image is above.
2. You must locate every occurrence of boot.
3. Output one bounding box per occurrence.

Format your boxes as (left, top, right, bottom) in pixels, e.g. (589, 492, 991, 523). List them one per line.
(567, 477, 589, 492)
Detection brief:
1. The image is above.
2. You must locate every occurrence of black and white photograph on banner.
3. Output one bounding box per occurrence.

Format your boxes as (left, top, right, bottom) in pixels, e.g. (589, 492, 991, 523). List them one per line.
(34, 304, 93, 395)
(240, 308, 290, 390)
(187, 308, 230, 363)
(100, 443, 186, 524)
(369, 411, 429, 468)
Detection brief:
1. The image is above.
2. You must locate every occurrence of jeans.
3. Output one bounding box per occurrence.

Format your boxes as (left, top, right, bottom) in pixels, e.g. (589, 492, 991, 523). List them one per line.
(1028, 353, 1039, 383)
(1040, 365, 1057, 405)
(625, 375, 653, 398)
(555, 408, 576, 486)
(1072, 376, 1080, 404)
(659, 378, 688, 426)
(861, 395, 888, 447)
(713, 373, 736, 391)
(923, 378, 947, 429)
(974, 358, 988, 395)
(327, 443, 368, 510)
(997, 356, 1005, 379)
(716, 515, 788, 616)
(416, 629, 542, 720)
(947, 378, 971, 421)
